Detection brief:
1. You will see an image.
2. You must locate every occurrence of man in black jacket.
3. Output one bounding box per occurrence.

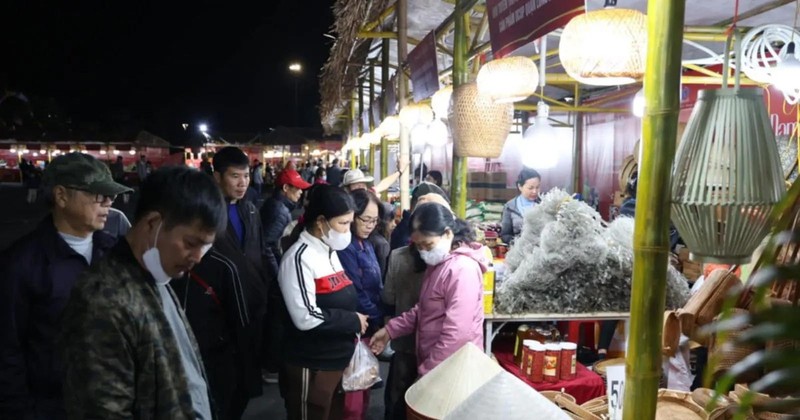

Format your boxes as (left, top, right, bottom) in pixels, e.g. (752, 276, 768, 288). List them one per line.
(172, 248, 256, 420)
(259, 167, 311, 382)
(211, 147, 270, 414)
(0, 152, 130, 419)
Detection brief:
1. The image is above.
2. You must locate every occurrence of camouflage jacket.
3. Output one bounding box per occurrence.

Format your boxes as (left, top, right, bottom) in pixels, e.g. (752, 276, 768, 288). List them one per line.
(59, 239, 216, 419)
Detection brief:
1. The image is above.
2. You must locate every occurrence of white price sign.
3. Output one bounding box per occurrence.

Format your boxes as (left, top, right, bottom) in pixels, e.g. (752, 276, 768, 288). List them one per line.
(606, 365, 625, 420)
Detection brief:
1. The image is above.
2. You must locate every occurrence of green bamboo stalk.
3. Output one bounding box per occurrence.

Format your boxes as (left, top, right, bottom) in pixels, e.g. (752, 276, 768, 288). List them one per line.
(380, 38, 390, 201)
(623, 0, 686, 419)
(450, 4, 469, 218)
(368, 63, 376, 175)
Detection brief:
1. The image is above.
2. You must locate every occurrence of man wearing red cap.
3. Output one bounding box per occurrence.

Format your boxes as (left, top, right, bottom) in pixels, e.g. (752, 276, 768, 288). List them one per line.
(259, 167, 311, 382)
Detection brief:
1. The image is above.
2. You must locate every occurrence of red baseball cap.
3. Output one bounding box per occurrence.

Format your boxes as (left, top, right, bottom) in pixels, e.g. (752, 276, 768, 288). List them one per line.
(276, 169, 312, 189)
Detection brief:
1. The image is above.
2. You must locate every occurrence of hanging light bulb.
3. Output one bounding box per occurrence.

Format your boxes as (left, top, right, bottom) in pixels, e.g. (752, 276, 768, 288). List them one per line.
(427, 119, 450, 147)
(431, 86, 453, 120)
(521, 102, 559, 169)
(632, 88, 645, 117)
(559, 2, 647, 86)
(773, 41, 800, 102)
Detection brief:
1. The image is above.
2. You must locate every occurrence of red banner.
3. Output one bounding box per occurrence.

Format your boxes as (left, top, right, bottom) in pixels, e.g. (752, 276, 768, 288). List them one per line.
(407, 31, 440, 102)
(486, 0, 585, 58)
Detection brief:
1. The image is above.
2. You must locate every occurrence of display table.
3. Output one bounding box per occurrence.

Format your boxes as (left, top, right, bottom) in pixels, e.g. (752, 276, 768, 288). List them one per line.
(494, 344, 606, 404)
(483, 312, 630, 355)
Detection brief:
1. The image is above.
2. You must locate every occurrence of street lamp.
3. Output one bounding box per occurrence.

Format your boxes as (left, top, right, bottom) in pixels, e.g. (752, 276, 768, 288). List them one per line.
(289, 62, 303, 126)
(199, 123, 208, 133)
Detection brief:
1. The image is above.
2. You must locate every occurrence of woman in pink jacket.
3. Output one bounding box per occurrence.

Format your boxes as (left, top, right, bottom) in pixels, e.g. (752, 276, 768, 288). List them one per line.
(369, 202, 487, 376)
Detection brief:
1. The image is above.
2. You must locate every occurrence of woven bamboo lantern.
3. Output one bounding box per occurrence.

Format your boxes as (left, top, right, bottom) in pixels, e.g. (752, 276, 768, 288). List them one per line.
(476, 56, 539, 103)
(559, 4, 646, 86)
(399, 103, 434, 129)
(671, 32, 785, 264)
(449, 81, 513, 158)
(431, 85, 453, 119)
(378, 116, 400, 140)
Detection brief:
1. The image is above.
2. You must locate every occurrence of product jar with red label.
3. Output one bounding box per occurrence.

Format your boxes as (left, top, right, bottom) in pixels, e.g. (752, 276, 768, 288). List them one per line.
(544, 343, 562, 383)
(559, 342, 578, 380)
(528, 342, 546, 383)
(520, 339, 537, 371)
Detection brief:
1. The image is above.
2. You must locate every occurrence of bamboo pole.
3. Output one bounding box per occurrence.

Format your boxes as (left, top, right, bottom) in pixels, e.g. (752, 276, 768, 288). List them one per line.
(572, 85, 583, 196)
(450, 0, 469, 218)
(368, 63, 376, 175)
(397, 0, 410, 210)
(623, 0, 686, 418)
(380, 38, 390, 201)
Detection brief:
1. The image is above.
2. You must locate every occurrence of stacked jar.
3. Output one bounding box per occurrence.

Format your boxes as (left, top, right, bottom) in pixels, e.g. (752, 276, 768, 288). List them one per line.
(543, 343, 562, 383)
(525, 341, 546, 382)
(560, 342, 578, 380)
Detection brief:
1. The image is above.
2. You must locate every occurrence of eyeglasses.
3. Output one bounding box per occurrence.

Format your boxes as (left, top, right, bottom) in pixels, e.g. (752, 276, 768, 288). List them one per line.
(69, 188, 117, 204)
(357, 216, 379, 226)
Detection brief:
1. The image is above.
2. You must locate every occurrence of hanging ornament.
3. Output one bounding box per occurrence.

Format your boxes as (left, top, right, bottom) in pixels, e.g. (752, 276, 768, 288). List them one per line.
(410, 123, 429, 154)
(559, 1, 647, 86)
(521, 102, 559, 169)
(378, 116, 400, 140)
(427, 119, 450, 147)
(449, 82, 513, 158)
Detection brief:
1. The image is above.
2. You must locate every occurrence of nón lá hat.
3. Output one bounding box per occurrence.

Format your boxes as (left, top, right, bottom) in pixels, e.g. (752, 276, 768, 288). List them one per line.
(405, 343, 503, 419)
(443, 371, 570, 420)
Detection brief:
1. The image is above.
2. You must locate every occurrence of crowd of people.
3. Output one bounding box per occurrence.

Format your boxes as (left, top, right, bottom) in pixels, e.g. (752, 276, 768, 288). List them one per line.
(0, 146, 489, 420)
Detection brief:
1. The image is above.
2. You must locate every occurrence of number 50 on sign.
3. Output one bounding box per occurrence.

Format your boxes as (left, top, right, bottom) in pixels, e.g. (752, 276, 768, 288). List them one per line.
(606, 365, 625, 420)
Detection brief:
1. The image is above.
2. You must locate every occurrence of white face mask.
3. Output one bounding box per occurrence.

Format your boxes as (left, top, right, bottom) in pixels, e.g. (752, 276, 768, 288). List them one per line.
(322, 221, 352, 251)
(321, 176, 327, 181)
(142, 221, 172, 285)
(419, 234, 453, 266)
(142, 221, 212, 285)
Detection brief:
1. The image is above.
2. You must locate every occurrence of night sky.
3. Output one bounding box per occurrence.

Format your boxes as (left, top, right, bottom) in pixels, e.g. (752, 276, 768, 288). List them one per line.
(2, 1, 335, 138)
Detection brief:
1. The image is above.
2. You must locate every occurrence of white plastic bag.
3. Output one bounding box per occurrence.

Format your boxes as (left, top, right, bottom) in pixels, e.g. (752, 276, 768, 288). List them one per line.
(342, 335, 381, 391)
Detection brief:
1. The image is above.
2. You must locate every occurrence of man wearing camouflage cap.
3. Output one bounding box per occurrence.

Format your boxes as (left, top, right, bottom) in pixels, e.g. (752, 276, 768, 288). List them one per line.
(0, 152, 131, 418)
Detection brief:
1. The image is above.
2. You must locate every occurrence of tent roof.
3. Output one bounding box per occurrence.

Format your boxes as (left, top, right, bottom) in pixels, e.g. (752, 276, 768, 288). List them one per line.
(320, 0, 797, 132)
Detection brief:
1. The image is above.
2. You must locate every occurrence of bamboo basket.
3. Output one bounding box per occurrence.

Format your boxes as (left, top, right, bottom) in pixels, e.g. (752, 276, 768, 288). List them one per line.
(580, 395, 608, 417)
(448, 81, 513, 158)
(656, 389, 709, 419)
(709, 309, 761, 383)
(619, 154, 638, 192)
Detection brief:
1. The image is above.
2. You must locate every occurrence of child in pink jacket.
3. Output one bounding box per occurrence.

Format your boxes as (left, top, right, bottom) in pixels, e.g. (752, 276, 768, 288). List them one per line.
(370, 202, 487, 376)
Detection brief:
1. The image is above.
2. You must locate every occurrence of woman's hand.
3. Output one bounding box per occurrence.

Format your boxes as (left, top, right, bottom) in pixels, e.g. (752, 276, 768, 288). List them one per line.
(369, 328, 390, 355)
(356, 313, 369, 335)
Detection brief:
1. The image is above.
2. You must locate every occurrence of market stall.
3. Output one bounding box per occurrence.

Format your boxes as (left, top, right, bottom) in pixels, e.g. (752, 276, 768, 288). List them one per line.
(321, 0, 800, 417)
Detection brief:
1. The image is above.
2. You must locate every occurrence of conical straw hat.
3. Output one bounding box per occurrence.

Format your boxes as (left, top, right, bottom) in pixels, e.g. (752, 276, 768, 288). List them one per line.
(444, 371, 570, 420)
(405, 343, 503, 419)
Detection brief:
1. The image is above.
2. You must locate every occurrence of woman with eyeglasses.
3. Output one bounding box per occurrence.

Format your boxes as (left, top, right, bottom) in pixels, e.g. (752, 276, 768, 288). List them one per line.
(337, 189, 385, 419)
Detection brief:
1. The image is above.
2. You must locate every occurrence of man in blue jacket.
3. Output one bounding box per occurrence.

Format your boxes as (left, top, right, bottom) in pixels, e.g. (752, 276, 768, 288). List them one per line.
(0, 152, 131, 418)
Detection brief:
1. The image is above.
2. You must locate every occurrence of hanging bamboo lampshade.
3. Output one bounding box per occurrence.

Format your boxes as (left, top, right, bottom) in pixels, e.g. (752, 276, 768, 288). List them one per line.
(449, 81, 513, 158)
(399, 103, 434, 129)
(378, 116, 400, 140)
(362, 130, 381, 146)
(431, 85, 453, 119)
(476, 56, 539, 103)
(559, 5, 647, 86)
(671, 33, 785, 264)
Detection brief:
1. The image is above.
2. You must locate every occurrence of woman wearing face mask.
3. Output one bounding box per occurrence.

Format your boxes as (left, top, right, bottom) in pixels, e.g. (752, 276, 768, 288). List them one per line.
(277, 185, 369, 420)
(369, 202, 487, 377)
(314, 167, 328, 185)
(336, 189, 384, 419)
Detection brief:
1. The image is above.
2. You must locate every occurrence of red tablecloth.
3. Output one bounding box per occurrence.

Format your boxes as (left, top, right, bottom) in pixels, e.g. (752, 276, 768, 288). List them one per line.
(494, 343, 605, 404)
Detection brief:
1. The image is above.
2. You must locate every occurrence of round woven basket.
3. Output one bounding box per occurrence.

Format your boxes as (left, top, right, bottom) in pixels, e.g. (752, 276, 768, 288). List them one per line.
(656, 392, 709, 420)
(449, 81, 513, 158)
(539, 390, 576, 404)
(581, 395, 609, 417)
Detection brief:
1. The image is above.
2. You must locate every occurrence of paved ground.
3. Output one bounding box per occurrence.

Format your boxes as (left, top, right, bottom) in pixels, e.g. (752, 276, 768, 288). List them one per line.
(0, 183, 388, 420)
